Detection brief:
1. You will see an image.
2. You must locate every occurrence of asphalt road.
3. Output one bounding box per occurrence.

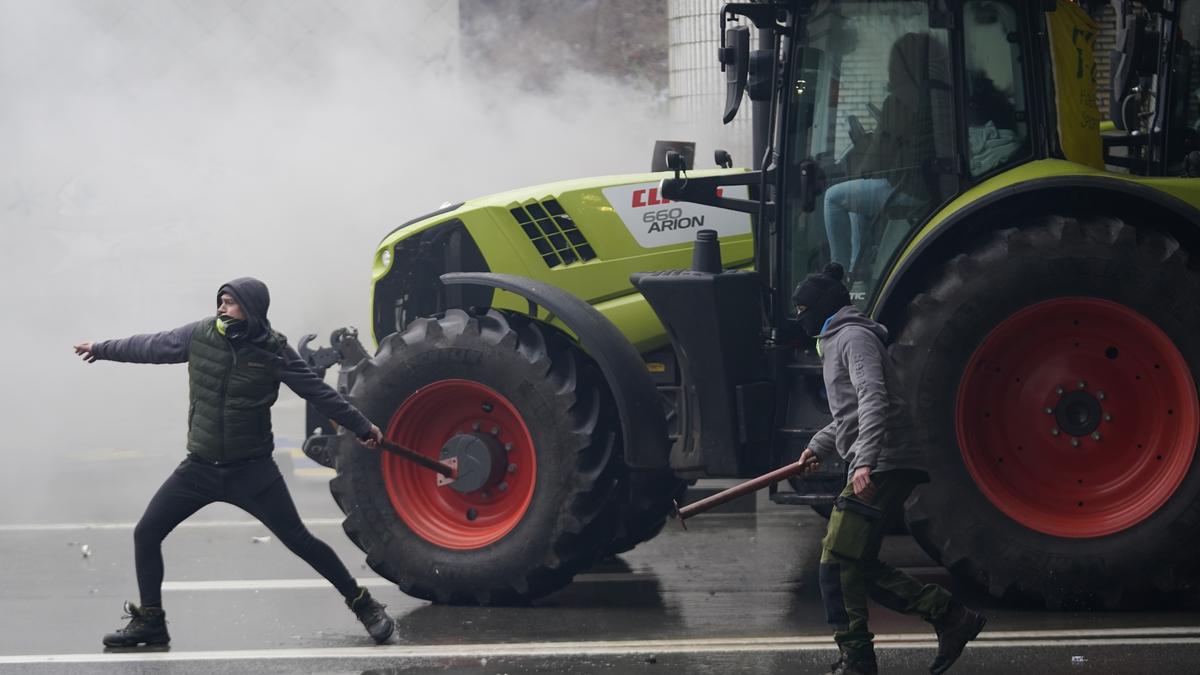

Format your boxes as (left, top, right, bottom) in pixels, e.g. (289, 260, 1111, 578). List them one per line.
(3, 447, 1200, 674)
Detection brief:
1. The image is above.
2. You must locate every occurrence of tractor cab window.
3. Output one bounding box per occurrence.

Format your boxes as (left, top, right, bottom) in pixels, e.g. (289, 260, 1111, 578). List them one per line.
(963, 1, 1030, 178)
(784, 1, 957, 306)
(1167, 1, 1200, 175)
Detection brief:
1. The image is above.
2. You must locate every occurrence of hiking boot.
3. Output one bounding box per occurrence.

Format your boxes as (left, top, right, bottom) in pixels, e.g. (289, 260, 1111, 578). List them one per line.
(102, 602, 169, 648)
(827, 648, 878, 675)
(347, 587, 394, 644)
(929, 603, 987, 673)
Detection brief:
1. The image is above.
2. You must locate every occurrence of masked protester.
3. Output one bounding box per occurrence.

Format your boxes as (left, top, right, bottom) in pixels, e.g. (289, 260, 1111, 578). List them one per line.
(793, 263, 985, 675)
(74, 277, 394, 648)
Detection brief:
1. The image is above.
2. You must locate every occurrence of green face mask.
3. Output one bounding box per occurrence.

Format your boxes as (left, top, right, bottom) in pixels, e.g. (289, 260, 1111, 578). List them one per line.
(216, 315, 248, 341)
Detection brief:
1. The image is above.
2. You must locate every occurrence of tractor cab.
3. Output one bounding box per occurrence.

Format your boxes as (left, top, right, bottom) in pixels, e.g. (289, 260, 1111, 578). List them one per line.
(782, 1, 1031, 305)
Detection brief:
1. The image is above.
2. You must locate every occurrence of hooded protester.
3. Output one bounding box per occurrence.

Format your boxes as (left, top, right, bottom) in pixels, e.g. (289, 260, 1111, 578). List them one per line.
(74, 277, 395, 648)
(794, 263, 986, 675)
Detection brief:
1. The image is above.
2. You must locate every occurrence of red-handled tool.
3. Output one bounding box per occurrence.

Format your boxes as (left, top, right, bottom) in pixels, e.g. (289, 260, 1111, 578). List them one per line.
(674, 456, 820, 529)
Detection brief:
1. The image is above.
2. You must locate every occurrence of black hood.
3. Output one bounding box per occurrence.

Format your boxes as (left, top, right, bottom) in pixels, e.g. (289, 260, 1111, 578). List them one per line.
(218, 277, 272, 342)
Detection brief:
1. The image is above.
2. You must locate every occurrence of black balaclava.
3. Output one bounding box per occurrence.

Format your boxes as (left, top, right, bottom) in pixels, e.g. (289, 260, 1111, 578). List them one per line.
(216, 277, 272, 344)
(792, 262, 851, 338)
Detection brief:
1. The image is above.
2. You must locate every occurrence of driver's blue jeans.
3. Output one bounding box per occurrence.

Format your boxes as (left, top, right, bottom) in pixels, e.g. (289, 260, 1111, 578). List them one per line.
(823, 178, 918, 271)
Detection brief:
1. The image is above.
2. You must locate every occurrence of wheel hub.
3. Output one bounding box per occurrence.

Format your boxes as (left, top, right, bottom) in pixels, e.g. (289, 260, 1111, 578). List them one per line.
(1053, 389, 1104, 437)
(440, 432, 506, 494)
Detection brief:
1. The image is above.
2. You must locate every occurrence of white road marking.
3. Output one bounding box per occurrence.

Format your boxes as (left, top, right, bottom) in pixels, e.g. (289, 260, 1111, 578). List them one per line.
(0, 518, 345, 532)
(1, 628, 1198, 664)
(162, 578, 394, 592)
(0, 510, 792, 533)
(161, 572, 654, 592)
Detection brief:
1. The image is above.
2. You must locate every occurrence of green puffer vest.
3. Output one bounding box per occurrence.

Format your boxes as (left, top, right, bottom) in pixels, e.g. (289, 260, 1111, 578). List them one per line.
(187, 318, 286, 462)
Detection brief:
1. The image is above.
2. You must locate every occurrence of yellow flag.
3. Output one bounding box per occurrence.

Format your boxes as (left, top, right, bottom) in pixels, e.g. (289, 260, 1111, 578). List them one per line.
(1047, 1, 1103, 169)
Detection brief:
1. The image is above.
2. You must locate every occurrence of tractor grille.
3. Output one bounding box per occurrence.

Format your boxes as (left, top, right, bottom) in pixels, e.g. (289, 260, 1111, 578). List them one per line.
(510, 199, 597, 268)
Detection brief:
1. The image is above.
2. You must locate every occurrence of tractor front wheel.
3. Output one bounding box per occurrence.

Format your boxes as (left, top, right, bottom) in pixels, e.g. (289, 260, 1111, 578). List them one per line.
(330, 309, 621, 605)
(896, 217, 1200, 608)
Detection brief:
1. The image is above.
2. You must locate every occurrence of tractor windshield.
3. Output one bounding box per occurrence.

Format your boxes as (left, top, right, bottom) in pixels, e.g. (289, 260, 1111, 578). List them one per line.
(783, 1, 959, 305)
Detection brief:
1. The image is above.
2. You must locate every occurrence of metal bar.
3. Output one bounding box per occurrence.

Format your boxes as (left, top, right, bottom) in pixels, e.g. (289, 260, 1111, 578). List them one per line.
(676, 456, 819, 525)
(378, 440, 456, 478)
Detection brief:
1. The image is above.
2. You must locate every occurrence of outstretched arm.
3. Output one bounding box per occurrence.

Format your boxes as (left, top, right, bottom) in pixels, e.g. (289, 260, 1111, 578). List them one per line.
(76, 322, 200, 364)
(279, 345, 382, 446)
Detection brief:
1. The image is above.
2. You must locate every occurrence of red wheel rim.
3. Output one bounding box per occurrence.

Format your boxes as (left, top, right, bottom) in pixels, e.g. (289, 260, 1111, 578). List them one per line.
(382, 380, 536, 550)
(957, 298, 1198, 538)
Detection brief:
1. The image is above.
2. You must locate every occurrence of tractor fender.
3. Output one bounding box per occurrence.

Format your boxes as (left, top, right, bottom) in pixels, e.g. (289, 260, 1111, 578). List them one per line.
(441, 272, 670, 470)
(875, 175, 1200, 328)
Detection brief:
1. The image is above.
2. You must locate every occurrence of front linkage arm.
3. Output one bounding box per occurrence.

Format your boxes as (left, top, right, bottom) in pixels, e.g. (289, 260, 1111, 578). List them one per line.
(299, 327, 372, 467)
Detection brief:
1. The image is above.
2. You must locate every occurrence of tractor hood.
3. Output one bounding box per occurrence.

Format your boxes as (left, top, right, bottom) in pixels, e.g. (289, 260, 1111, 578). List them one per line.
(367, 167, 757, 348)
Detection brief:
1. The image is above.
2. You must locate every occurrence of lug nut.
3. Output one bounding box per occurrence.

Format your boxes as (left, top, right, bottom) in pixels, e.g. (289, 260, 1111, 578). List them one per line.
(507, 463, 517, 473)
(1045, 407, 1054, 414)
(1056, 387, 1065, 395)
(1071, 439, 1080, 447)
(482, 402, 493, 413)
(1092, 431, 1102, 441)
(1078, 380, 1087, 389)
(1097, 391, 1106, 401)
(472, 422, 481, 431)
(490, 426, 500, 436)
(504, 443, 513, 452)
(1051, 428, 1060, 436)
(498, 482, 508, 492)
(1104, 413, 1112, 422)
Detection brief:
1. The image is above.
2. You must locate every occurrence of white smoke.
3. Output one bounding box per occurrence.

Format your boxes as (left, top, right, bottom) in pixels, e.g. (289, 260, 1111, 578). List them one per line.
(0, 0, 673, 476)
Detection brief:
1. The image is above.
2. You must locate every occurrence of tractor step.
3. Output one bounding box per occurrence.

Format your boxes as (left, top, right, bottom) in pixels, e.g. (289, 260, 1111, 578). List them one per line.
(770, 492, 836, 506)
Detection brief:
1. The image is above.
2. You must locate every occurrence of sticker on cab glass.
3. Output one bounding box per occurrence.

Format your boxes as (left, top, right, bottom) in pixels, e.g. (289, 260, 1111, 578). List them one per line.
(601, 182, 751, 249)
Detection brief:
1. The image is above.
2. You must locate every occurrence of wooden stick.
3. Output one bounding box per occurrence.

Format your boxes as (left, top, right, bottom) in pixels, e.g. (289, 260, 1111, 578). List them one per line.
(676, 456, 820, 526)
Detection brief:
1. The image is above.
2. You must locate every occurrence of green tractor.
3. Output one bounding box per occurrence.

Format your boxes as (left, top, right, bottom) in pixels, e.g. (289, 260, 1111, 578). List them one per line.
(302, 0, 1200, 608)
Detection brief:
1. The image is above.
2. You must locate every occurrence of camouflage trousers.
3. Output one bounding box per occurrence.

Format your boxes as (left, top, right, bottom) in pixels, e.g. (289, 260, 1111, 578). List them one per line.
(818, 471, 952, 658)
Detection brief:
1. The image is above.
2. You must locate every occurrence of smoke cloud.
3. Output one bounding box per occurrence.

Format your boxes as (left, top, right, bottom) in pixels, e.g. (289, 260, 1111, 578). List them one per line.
(0, 0, 673, 483)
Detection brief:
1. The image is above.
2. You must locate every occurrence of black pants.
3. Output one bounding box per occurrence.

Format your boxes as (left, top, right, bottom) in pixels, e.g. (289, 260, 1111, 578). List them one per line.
(134, 455, 358, 608)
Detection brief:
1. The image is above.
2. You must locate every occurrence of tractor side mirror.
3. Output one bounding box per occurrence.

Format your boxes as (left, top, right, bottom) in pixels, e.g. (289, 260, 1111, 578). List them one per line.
(715, 149, 733, 169)
(720, 25, 750, 124)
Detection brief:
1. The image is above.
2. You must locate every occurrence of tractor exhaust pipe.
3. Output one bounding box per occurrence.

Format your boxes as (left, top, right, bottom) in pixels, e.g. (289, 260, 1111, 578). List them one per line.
(691, 229, 722, 273)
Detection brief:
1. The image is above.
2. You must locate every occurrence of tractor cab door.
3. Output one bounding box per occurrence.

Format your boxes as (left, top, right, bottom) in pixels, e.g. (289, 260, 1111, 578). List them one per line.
(781, 1, 1032, 309)
(782, 0, 961, 308)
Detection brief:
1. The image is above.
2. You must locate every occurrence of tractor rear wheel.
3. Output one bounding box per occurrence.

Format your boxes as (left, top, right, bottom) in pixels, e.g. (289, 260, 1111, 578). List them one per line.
(896, 216, 1200, 608)
(330, 309, 621, 605)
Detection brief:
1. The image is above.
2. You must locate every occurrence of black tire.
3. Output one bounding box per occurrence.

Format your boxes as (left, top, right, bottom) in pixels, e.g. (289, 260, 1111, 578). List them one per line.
(896, 216, 1200, 609)
(330, 309, 622, 605)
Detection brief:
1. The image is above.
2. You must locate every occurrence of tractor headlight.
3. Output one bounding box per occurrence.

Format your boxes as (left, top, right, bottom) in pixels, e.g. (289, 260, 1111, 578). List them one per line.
(373, 247, 394, 281)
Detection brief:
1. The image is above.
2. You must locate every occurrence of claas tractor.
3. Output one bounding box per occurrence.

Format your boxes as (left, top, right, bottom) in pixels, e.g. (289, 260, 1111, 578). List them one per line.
(301, 0, 1200, 608)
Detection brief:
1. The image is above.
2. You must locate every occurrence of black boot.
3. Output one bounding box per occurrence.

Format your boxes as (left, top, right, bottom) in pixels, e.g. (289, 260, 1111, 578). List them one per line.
(929, 603, 987, 674)
(102, 602, 170, 648)
(827, 647, 878, 675)
(347, 587, 395, 644)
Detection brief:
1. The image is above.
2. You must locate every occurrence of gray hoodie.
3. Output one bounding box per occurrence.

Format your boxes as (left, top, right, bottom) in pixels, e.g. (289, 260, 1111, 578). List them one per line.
(808, 306, 927, 479)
